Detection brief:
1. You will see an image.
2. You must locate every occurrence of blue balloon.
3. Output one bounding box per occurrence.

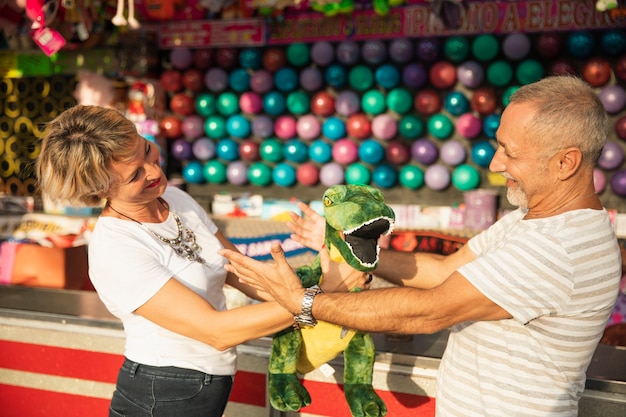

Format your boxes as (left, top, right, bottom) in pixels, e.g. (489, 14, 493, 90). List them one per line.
(471, 140, 496, 167)
(182, 160, 205, 184)
(309, 140, 332, 163)
(273, 163, 297, 187)
(372, 164, 398, 188)
(568, 31, 595, 59)
(239, 47, 262, 69)
(216, 138, 240, 161)
(274, 67, 299, 92)
(325, 64, 348, 88)
(482, 114, 501, 138)
(322, 116, 347, 141)
(443, 91, 470, 116)
(601, 29, 626, 57)
(283, 139, 309, 163)
(226, 115, 251, 138)
(375, 64, 400, 90)
(228, 68, 250, 92)
(359, 139, 385, 164)
(263, 91, 286, 116)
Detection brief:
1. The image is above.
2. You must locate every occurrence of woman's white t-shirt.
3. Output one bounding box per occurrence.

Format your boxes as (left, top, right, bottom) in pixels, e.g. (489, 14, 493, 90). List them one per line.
(89, 186, 236, 375)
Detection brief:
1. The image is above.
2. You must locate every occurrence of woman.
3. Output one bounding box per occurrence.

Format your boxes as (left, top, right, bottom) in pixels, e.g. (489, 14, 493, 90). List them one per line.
(36, 105, 364, 417)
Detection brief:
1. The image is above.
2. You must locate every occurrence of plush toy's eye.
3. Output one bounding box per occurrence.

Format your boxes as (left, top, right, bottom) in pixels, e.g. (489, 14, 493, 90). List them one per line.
(324, 196, 332, 207)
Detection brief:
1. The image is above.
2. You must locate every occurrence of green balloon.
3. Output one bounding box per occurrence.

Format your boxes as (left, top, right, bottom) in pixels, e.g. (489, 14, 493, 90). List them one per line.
(216, 92, 240, 116)
(502, 85, 520, 107)
(195, 92, 216, 117)
(399, 165, 425, 189)
(203, 160, 226, 184)
(204, 115, 226, 139)
(427, 114, 454, 140)
(398, 114, 424, 139)
(472, 34, 499, 61)
(248, 162, 272, 186)
(486, 60, 513, 87)
(444, 36, 470, 63)
(286, 43, 310, 67)
(345, 163, 371, 185)
(349, 65, 374, 91)
(286, 91, 310, 115)
(259, 138, 284, 163)
(516, 59, 544, 85)
(452, 164, 480, 191)
(361, 90, 387, 115)
(386, 88, 413, 114)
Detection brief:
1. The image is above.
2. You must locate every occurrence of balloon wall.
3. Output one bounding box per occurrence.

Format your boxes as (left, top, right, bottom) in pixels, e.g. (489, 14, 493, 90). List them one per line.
(159, 30, 626, 205)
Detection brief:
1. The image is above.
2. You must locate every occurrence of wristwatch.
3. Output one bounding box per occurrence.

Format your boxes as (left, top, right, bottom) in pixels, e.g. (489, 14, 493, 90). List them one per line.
(294, 285, 322, 327)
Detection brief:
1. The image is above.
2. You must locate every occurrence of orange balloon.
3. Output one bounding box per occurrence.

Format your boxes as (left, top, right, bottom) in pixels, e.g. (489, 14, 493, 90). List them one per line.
(471, 87, 497, 116)
(263, 47, 286, 73)
(346, 113, 371, 140)
(182, 69, 204, 92)
(414, 89, 442, 115)
(170, 93, 195, 116)
(582, 58, 612, 88)
(160, 116, 182, 139)
(311, 91, 336, 117)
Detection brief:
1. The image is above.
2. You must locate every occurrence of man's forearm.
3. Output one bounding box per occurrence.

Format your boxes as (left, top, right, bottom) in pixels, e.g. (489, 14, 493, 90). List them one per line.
(375, 249, 446, 289)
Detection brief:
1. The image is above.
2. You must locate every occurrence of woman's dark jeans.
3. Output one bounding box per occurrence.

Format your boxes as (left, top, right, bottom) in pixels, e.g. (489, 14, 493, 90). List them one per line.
(109, 358, 234, 417)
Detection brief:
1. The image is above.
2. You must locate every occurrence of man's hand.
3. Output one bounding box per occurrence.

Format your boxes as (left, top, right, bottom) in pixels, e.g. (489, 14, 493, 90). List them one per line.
(319, 245, 371, 293)
(287, 202, 326, 251)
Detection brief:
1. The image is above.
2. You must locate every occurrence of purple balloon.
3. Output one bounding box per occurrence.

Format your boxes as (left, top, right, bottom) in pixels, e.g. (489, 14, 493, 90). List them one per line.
(402, 63, 427, 89)
(411, 138, 439, 165)
(252, 115, 274, 138)
(598, 141, 625, 170)
(336, 41, 360, 65)
(610, 169, 626, 196)
(170, 48, 193, 70)
(171, 138, 193, 160)
(300, 67, 323, 92)
(192, 137, 216, 160)
(227, 161, 249, 185)
(416, 38, 441, 62)
(389, 39, 414, 64)
(502, 33, 531, 60)
(457, 60, 485, 88)
(599, 85, 626, 114)
(424, 164, 450, 190)
(250, 69, 274, 94)
(440, 140, 467, 166)
(593, 168, 607, 193)
(181, 115, 205, 139)
(361, 40, 387, 65)
(335, 90, 361, 116)
(319, 162, 345, 186)
(204, 68, 228, 92)
(311, 41, 335, 66)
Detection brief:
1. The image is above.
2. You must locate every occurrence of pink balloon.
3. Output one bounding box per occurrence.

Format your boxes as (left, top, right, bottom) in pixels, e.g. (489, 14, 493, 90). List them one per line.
(297, 114, 321, 140)
(320, 162, 345, 186)
(297, 162, 320, 186)
(593, 168, 607, 193)
(239, 92, 262, 114)
(335, 91, 361, 116)
(250, 69, 274, 93)
(274, 115, 297, 139)
(371, 114, 398, 140)
(181, 115, 205, 139)
(456, 113, 482, 139)
(332, 139, 359, 164)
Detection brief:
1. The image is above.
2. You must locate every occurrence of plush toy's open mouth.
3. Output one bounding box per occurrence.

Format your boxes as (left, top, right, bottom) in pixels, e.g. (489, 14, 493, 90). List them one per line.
(344, 216, 395, 268)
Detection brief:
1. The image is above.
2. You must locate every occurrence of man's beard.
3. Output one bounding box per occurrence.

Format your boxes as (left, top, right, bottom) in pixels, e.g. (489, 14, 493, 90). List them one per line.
(502, 173, 528, 209)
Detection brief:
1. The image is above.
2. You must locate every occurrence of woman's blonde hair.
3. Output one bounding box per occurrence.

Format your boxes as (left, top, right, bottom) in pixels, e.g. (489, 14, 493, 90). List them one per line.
(36, 105, 139, 206)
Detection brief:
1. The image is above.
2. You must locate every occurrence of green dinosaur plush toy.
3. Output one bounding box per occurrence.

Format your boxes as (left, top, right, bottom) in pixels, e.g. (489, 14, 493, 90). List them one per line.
(268, 184, 395, 417)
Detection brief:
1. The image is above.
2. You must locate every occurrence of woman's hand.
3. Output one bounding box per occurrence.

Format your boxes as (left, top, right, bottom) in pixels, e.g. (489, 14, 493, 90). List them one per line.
(287, 202, 326, 251)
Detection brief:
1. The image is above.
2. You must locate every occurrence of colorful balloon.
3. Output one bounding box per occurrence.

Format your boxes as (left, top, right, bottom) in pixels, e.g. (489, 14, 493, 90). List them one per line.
(386, 141, 410, 165)
(274, 67, 298, 92)
(486, 60, 513, 87)
(502, 33, 531, 60)
(182, 68, 204, 92)
(536, 33, 562, 59)
(260, 138, 283, 162)
(386, 88, 412, 114)
(336, 41, 360, 65)
(361, 40, 387, 65)
(359, 139, 385, 164)
(286, 43, 310, 67)
(471, 87, 498, 115)
(416, 38, 441, 62)
(412, 138, 439, 165)
(193, 137, 216, 160)
(216, 92, 240, 116)
(371, 114, 398, 140)
(348, 65, 374, 91)
(599, 85, 626, 114)
(216, 138, 240, 161)
(593, 168, 607, 193)
(398, 115, 424, 139)
(389, 38, 414, 64)
(274, 115, 297, 139)
(482, 114, 501, 138)
(472, 35, 499, 61)
(262, 47, 286, 72)
(516, 59, 544, 85)
(203, 160, 226, 184)
(399, 165, 425, 189)
(286, 91, 310, 115)
(444, 36, 470, 63)
(424, 164, 450, 190)
(332, 139, 359, 164)
(239, 139, 260, 161)
(452, 164, 480, 191)
(297, 114, 322, 140)
(170, 93, 194, 116)
(171, 138, 193, 160)
(443, 91, 470, 116)
(427, 114, 454, 140)
(616, 115, 626, 141)
(195, 92, 216, 117)
(228, 68, 250, 92)
(598, 141, 625, 170)
(273, 163, 297, 187)
(309, 139, 333, 163)
(184, 161, 206, 183)
(160, 69, 183, 93)
(372, 164, 397, 188)
(248, 162, 272, 186)
(346, 113, 371, 140)
(227, 161, 249, 185)
(430, 61, 457, 89)
(170, 48, 193, 70)
(457, 60, 485, 89)
(239, 91, 262, 114)
(311, 41, 335, 66)
(319, 162, 345, 186)
(252, 115, 274, 138)
(601, 29, 626, 57)
(335, 90, 361, 116)
(362, 90, 387, 115)
(345, 163, 371, 185)
(181, 115, 204, 139)
(414, 89, 442, 115)
(311, 91, 336, 116)
(250, 70, 274, 94)
(568, 31, 595, 59)
(325, 64, 348, 88)
(283, 139, 309, 162)
(440, 140, 467, 166)
(610, 169, 626, 196)
(193, 49, 213, 69)
(204, 68, 228, 92)
(402, 63, 427, 88)
(297, 162, 320, 186)
(456, 113, 482, 139)
(471, 140, 496, 167)
(226, 115, 251, 138)
(375, 64, 400, 90)
(322, 117, 347, 141)
(160, 116, 182, 139)
(215, 48, 238, 69)
(204, 115, 226, 139)
(300, 67, 323, 92)
(263, 91, 286, 116)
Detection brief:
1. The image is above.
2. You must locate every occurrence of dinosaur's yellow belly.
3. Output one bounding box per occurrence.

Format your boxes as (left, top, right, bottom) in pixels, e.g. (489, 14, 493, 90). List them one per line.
(296, 322, 356, 374)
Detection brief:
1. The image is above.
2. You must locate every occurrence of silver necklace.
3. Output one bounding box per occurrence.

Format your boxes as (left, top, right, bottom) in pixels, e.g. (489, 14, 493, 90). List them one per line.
(107, 198, 206, 265)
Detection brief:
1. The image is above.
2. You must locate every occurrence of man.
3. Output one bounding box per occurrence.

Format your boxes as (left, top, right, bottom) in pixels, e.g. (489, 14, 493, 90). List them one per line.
(219, 75, 621, 416)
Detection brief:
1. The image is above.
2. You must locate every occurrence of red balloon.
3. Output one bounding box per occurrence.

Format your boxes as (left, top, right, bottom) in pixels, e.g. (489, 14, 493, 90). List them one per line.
(263, 47, 287, 73)
(182, 68, 204, 92)
(346, 113, 371, 140)
(160, 116, 182, 139)
(386, 141, 410, 165)
(159, 69, 183, 93)
(311, 91, 336, 117)
(471, 87, 497, 115)
(582, 58, 612, 88)
(429, 61, 457, 89)
(615, 55, 626, 82)
(616, 115, 626, 141)
(414, 89, 442, 115)
(297, 162, 320, 186)
(215, 48, 238, 69)
(549, 60, 577, 76)
(239, 139, 261, 161)
(536, 33, 562, 59)
(170, 93, 195, 116)
(193, 49, 213, 69)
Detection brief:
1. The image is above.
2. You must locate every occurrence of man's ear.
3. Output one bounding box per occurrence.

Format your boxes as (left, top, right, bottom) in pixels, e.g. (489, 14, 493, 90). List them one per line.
(557, 147, 583, 180)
